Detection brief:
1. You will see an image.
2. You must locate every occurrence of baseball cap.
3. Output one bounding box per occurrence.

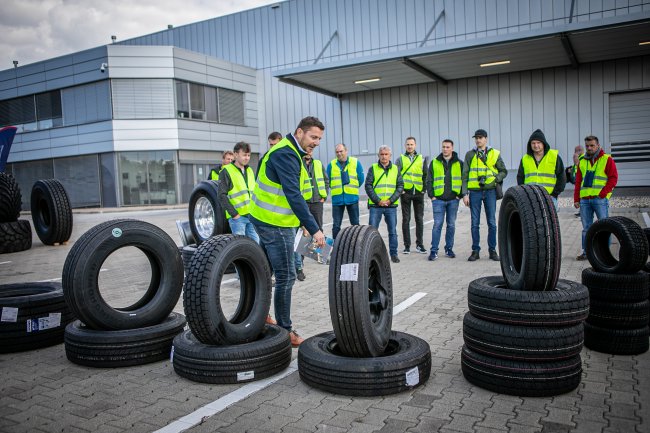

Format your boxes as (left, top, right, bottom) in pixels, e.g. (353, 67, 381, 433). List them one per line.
(472, 129, 488, 138)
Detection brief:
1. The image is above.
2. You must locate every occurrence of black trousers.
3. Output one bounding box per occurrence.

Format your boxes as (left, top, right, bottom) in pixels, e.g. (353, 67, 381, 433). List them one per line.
(401, 191, 425, 248)
(307, 201, 324, 230)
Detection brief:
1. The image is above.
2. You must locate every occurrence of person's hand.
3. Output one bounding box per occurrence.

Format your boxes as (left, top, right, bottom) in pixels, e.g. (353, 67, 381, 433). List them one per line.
(574, 202, 580, 209)
(312, 230, 325, 247)
(303, 228, 309, 237)
(379, 199, 390, 207)
(319, 198, 325, 203)
(233, 214, 240, 219)
(463, 196, 469, 207)
(431, 197, 436, 201)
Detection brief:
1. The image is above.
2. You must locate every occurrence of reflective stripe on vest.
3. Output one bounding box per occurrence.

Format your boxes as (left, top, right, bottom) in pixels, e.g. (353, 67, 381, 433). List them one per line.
(522, 150, 558, 194)
(368, 163, 399, 206)
(431, 159, 462, 196)
(467, 148, 500, 189)
(400, 154, 424, 192)
(223, 163, 255, 218)
(330, 157, 360, 197)
(249, 137, 312, 227)
(579, 153, 613, 199)
(311, 159, 327, 198)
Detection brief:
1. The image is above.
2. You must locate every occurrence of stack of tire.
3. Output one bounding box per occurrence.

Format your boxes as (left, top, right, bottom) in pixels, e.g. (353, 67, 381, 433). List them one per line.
(30, 179, 73, 245)
(581, 216, 649, 355)
(298, 225, 432, 396)
(62, 219, 186, 367)
(171, 234, 292, 383)
(0, 172, 31, 253)
(462, 185, 589, 397)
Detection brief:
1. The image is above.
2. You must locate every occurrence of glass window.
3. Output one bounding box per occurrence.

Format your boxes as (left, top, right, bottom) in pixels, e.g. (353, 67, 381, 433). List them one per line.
(175, 81, 189, 119)
(0, 95, 36, 128)
(119, 151, 177, 206)
(218, 88, 245, 125)
(190, 83, 205, 120)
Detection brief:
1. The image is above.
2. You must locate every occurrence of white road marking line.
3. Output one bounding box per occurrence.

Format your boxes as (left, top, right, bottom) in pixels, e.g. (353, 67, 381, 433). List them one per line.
(643, 212, 650, 228)
(393, 292, 428, 315)
(410, 219, 434, 230)
(0, 261, 11, 265)
(323, 213, 369, 227)
(222, 278, 238, 284)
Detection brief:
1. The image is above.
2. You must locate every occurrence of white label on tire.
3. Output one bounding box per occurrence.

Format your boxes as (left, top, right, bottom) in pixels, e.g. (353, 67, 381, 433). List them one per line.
(47, 313, 61, 328)
(339, 263, 359, 281)
(405, 367, 419, 386)
(1, 307, 18, 322)
(237, 371, 254, 381)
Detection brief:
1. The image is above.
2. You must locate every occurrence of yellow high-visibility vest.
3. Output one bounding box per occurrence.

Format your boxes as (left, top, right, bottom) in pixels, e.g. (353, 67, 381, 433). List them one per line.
(431, 159, 461, 196)
(521, 150, 558, 194)
(222, 163, 255, 218)
(579, 154, 613, 199)
(400, 154, 424, 192)
(330, 157, 359, 197)
(368, 163, 399, 206)
(467, 148, 500, 189)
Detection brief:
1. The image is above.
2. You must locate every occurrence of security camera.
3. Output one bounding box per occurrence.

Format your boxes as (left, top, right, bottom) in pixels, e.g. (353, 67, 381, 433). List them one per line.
(100, 63, 108, 73)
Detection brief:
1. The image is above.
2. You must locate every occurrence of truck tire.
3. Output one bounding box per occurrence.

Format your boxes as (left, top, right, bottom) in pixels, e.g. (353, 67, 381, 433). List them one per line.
(581, 267, 648, 302)
(188, 181, 229, 244)
(0, 172, 22, 223)
(586, 216, 648, 274)
(0, 220, 32, 254)
(31, 179, 73, 245)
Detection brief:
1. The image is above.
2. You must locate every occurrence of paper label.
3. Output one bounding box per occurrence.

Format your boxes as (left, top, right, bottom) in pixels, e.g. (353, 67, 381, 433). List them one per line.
(47, 313, 61, 328)
(1, 307, 18, 322)
(26, 313, 62, 332)
(237, 371, 254, 381)
(339, 263, 359, 281)
(405, 367, 420, 386)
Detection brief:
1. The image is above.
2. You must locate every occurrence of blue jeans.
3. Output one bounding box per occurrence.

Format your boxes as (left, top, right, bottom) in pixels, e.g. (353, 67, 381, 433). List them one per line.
(227, 215, 259, 244)
(368, 207, 398, 257)
(580, 197, 609, 253)
(332, 202, 360, 239)
(469, 189, 497, 252)
(252, 223, 297, 331)
(430, 199, 460, 254)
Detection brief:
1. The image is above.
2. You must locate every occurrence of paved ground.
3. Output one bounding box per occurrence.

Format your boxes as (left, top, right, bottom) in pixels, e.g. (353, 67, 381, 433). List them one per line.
(1, 201, 649, 433)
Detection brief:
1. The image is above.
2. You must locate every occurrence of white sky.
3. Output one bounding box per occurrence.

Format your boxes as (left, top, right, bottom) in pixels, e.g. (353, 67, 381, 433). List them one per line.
(0, 0, 280, 70)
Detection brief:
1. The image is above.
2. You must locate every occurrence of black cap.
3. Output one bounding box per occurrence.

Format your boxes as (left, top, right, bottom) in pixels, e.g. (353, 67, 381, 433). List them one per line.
(472, 129, 488, 138)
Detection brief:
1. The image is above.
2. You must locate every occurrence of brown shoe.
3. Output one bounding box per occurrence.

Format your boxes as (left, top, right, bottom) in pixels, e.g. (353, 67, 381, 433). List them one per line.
(266, 315, 277, 325)
(289, 330, 304, 347)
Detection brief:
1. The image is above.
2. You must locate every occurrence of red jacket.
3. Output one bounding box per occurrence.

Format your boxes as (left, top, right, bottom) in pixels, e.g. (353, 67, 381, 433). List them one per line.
(574, 149, 618, 202)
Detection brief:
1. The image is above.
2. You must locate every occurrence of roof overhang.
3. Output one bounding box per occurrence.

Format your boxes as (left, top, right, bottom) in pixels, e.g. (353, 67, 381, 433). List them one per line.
(275, 14, 650, 98)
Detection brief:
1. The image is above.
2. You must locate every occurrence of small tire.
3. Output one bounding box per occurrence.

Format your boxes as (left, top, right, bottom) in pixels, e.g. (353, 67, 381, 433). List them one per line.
(581, 267, 648, 302)
(329, 225, 393, 357)
(64, 312, 186, 367)
(30, 179, 73, 245)
(461, 345, 582, 397)
(188, 181, 229, 244)
(467, 276, 589, 326)
(62, 219, 184, 330)
(498, 185, 561, 291)
(586, 216, 649, 274)
(0, 282, 74, 353)
(183, 234, 271, 345)
(172, 325, 292, 384)
(0, 220, 32, 254)
(462, 312, 584, 361)
(584, 323, 649, 355)
(586, 299, 649, 329)
(0, 172, 22, 223)
(298, 331, 431, 396)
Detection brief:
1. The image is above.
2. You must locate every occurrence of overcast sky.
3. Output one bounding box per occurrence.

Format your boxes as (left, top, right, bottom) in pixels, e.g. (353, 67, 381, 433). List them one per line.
(0, 0, 280, 70)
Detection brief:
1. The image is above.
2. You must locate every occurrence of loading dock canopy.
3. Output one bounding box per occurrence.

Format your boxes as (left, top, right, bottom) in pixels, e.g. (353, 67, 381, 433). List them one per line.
(275, 15, 650, 98)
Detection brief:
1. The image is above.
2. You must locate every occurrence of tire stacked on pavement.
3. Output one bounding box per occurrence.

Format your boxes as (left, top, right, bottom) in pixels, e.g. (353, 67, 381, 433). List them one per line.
(462, 185, 588, 396)
(31, 179, 73, 245)
(0, 172, 32, 254)
(298, 225, 432, 396)
(172, 234, 292, 383)
(62, 219, 186, 367)
(582, 216, 649, 355)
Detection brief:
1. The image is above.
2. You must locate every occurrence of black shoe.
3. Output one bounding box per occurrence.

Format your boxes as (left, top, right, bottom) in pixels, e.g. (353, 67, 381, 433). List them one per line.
(403, 247, 410, 255)
(445, 249, 456, 258)
(415, 245, 427, 254)
(468, 251, 480, 261)
(489, 250, 500, 261)
(296, 269, 306, 281)
(391, 256, 400, 263)
(428, 252, 438, 261)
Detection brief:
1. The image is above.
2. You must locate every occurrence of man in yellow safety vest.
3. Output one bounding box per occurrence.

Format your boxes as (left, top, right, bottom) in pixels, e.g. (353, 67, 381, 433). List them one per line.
(209, 151, 234, 181)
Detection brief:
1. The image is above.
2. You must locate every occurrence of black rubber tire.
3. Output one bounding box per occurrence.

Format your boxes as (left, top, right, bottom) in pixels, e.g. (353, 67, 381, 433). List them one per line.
(188, 181, 229, 244)
(586, 299, 649, 329)
(62, 219, 184, 330)
(498, 185, 561, 291)
(0, 282, 74, 353)
(462, 312, 584, 361)
(581, 267, 649, 302)
(181, 244, 197, 276)
(584, 322, 649, 355)
(0, 220, 32, 254)
(467, 276, 590, 327)
(586, 216, 649, 274)
(644, 228, 650, 273)
(461, 345, 582, 397)
(64, 312, 186, 367)
(298, 331, 431, 396)
(329, 225, 393, 357)
(183, 234, 271, 345)
(172, 325, 291, 384)
(0, 172, 22, 223)
(30, 179, 73, 245)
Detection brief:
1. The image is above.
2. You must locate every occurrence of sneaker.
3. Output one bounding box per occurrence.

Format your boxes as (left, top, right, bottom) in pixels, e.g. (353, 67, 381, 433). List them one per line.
(468, 251, 480, 261)
(576, 253, 587, 261)
(296, 269, 306, 281)
(445, 249, 456, 258)
(289, 330, 304, 347)
(266, 315, 277, 325)
(489, 250, 500, 261)
(403, 247, 410, 255)
(574, 212, 580, 218)
(391, 255, 400, 263)
(428, 252, 438, 261)
(415, 245, 427, 254)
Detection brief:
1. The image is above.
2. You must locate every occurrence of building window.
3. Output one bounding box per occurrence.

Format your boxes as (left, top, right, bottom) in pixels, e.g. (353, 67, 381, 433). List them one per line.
(175, 80, 244, 126)
(0, 90, 62, 132)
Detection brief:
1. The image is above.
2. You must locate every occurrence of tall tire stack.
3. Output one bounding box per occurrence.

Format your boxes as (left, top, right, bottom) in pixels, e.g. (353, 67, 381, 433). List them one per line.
(172, 234, 292, 383)
(298, 225, 432, 396)
(582, 217, 649, 355)
(0, 172, 32, 254)
(62, 219, 186, 367)
(31, 179, 73, 245)
(462, 185, 588, 397)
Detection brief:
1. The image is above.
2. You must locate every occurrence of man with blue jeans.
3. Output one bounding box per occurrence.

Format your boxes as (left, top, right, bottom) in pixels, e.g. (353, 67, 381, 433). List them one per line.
(327, 143, 364, 239)
(461, 129, 508, 261)
(427, 139, 463, 261)
(365, 146, 404, 263)
(573, 135, 618, 260)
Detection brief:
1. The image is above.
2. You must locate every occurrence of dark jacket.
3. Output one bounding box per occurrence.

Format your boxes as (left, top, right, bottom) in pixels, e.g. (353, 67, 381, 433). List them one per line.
(217, 162, 252, 218)
(461, 146, 508, 194)
(395, 151, 429, 195)
(516, 129, 566, 198)
(364, 161, 404, 208)
(426, 151, 464, 201)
